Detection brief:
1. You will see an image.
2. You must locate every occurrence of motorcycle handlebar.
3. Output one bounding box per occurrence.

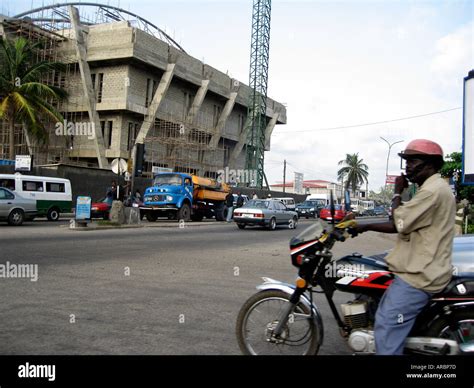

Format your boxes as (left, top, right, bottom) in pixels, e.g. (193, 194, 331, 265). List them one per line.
(347, 227, 359, 238)
(330, 229, 346, 242)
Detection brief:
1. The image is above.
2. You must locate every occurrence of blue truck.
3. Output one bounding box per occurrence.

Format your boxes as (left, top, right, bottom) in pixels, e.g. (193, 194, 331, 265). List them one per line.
(140, 173, 230, 222)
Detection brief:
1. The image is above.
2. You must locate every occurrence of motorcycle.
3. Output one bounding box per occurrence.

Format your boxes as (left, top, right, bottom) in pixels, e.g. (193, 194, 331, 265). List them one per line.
(235, 202, 474, 355)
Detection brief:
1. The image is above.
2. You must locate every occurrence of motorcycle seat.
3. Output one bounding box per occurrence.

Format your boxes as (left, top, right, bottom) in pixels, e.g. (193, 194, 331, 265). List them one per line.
(435, 275, 474, 298)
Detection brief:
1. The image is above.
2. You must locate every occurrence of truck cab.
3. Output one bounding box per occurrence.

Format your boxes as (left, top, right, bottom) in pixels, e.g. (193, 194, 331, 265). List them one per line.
(141, 172, 228, 222)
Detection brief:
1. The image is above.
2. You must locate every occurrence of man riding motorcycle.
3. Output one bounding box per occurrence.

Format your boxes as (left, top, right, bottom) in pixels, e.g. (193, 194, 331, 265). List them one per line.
(352, 139, 455, 355)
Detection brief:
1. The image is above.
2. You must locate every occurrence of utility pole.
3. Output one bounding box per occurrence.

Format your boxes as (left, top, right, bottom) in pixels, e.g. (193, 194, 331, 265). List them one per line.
(283, 159, 286, 194)
(380, 137, 404, 189)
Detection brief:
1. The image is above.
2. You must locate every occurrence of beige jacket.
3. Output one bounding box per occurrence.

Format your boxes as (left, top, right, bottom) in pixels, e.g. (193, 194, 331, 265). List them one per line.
(387, 173, 456, 292)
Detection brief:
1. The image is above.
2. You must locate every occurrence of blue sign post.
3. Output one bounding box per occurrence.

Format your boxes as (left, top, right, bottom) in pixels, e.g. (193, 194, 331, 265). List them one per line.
(76, 196, 91, 221)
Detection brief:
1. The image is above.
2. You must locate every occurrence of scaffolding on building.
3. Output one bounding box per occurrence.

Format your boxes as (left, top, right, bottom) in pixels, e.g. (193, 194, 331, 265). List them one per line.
(1, 3, 227, 175)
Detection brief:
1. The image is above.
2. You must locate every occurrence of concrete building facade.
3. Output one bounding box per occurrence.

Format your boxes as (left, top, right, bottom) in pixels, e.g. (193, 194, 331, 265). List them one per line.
(0, 6, 286, 179)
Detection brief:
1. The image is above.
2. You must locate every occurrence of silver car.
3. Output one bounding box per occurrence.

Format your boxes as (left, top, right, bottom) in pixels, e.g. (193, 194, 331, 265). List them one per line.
(0, 187, 37, 226)
(233, 199, 298, 230)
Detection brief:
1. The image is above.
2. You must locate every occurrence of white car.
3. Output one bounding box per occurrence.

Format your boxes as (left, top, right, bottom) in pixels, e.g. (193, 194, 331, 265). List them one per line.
(233, 199, 298, 230)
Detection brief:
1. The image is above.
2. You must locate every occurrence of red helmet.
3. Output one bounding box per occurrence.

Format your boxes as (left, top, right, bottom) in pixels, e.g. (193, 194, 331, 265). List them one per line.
(398, 139, 444, 159)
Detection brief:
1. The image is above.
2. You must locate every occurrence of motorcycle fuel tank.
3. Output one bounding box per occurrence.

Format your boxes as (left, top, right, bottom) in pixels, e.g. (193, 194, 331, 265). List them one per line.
(331, 253, 394, 296)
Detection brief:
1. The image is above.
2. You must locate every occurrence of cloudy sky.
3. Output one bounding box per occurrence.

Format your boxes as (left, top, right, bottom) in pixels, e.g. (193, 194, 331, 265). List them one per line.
(3, 0, 473, 190)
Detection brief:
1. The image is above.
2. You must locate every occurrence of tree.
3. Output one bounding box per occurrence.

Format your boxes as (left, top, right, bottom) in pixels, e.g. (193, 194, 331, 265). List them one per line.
(369, 185, 394, 205)
(337, 153, 369, 194)
(440, 152, 474, 201)
(0, 37, 67, 160)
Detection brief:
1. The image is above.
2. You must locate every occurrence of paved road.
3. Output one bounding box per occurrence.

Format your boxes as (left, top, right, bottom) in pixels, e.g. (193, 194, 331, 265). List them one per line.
(0, 217, 395, 355)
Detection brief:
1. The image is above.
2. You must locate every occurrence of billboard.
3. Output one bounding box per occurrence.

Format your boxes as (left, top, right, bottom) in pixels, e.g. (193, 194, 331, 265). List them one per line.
(293, 172, 304, 194)
(386, 175, 398, 185)
(15, 155, 32, 172)
(463, 70, 474, 185)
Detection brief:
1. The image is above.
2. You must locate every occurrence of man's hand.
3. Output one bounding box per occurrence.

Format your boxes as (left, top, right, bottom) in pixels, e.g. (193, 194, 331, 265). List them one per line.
(341, 212, 356, 222)
(394, 174, 409, 195)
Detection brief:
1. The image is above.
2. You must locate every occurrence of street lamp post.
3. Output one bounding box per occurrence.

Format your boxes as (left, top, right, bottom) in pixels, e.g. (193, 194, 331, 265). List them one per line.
(380, 137, 404, 186)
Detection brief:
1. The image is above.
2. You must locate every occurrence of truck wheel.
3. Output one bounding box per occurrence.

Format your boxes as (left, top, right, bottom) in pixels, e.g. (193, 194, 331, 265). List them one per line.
(146, 213, 158, 222)
(178, 204, 191, 222)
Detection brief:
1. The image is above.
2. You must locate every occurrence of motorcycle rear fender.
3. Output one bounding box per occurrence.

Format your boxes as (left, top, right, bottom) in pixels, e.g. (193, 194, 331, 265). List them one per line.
(415, 300, 474, 334)
(257, 277, 324, 346)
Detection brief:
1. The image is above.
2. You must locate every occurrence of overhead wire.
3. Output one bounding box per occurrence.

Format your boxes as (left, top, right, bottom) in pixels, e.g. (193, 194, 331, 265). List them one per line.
(273, 107, 462, 134)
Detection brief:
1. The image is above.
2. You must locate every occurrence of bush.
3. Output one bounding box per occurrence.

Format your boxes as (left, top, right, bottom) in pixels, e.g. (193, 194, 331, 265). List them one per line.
(467, 223, 474, 235)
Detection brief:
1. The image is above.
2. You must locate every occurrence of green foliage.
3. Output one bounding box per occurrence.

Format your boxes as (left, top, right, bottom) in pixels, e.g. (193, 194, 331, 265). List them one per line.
(369, 185, 394, 205)
(0, 37, 68, 158)
(337, 153, 369, 193)
(441, 152, 474, 201)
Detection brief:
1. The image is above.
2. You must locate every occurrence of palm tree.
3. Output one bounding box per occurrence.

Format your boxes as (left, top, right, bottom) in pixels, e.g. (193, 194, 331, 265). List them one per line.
(337, 153, 369, 194)
(0, 37, 67, 160)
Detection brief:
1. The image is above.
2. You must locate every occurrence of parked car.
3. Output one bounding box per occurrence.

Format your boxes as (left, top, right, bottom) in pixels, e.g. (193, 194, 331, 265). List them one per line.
(295, 200, 324, 218)
(273, 197, 296, 211)
(233, 199, 298, 230)
(0, 187, 37, 226)
(319, 205, 347, 222)
(91, 198, 112, 220)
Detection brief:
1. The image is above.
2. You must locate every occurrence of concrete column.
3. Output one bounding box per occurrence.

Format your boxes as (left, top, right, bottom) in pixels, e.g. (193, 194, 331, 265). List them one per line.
(228, 119, 250, 169)
(68, 6, 109, 169)
(166, 77, 209, 172)
(130, 53, 177, 192)
(135, 59, 176, 144)
(186, 78, 210, 126)
(264, 111, 280, 151)
(209, 90, 238, 149)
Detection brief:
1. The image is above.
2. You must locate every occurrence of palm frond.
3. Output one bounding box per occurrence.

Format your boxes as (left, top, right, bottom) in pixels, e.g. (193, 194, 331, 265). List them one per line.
(22, 61, 67, 83)
(19, 82, 68, 101)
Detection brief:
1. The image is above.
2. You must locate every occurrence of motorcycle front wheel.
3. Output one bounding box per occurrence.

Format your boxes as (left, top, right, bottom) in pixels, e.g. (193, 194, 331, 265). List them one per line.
(236, 290, 321, 355)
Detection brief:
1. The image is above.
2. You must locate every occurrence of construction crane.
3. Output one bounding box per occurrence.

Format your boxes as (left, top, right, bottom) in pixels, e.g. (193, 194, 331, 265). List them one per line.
(230, 0, 272, 189)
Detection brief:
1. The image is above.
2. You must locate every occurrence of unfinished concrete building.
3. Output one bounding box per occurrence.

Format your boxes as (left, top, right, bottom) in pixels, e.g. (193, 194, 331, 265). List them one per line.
(0, 3, 286, 179)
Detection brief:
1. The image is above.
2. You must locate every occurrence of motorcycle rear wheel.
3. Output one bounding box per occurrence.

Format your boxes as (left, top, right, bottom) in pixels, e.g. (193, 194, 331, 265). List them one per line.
(425, 309, 474, 345)
(236, 290, 320, 355)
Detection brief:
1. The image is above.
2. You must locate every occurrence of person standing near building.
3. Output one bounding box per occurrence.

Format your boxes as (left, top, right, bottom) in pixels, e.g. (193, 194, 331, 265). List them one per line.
(105, 180, 117, 205)
(236, 192, 244, 208)
(353, 139, 455, 355)
(225, 189, 234, 222)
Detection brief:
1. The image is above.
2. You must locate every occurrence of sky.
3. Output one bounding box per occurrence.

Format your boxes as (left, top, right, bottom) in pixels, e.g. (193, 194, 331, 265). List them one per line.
(2, 0, 473, 191)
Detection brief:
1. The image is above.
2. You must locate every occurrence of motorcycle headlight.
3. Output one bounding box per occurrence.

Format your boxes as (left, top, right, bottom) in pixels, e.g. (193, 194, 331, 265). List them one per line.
(166, 195, 173, 202)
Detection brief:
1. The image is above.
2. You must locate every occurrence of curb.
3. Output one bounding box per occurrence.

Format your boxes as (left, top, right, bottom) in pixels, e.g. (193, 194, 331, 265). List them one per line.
(64, 220, 229, 231)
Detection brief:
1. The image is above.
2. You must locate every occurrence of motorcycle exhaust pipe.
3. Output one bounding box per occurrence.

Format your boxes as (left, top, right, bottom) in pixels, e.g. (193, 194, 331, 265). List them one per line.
(460, 342, 474, 353)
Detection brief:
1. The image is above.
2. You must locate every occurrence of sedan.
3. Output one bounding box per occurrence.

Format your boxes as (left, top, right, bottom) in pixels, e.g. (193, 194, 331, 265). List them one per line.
(0, 187, 37, 226)
(319, 205, 347, 222)
(91, 198, 112, 220)
(233, 199, 298, 230)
